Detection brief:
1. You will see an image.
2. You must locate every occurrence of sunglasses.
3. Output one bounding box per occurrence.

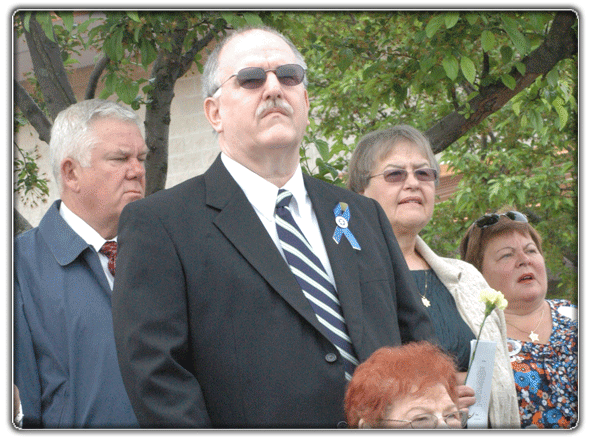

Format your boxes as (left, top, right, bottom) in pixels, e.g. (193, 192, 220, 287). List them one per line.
(369, 168, 438, 184)
(474, 211, 528, 229)
(215, 64, 306, 94)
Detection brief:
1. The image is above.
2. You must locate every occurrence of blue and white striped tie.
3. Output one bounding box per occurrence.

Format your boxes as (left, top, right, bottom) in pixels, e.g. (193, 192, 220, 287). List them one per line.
(275, 189, 359, 380)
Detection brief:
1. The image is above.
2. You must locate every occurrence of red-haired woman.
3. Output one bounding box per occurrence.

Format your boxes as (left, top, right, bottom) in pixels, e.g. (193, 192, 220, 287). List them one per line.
(345, 342, 467, 429)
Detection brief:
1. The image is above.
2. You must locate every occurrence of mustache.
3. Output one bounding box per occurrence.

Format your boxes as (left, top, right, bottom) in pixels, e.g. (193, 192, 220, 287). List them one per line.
(256, 98, 294, 118)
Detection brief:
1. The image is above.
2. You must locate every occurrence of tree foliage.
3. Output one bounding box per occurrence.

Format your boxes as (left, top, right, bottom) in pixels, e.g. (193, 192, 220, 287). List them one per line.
(14, 10, 577, 300)
(263, 11, 577, 300)
(14, 10, 264, 194)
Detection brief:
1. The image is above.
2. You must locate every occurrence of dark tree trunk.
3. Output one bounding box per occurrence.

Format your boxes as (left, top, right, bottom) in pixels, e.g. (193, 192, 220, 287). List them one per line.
(23, 12, 77, 120)
(143, 25, 218, 195)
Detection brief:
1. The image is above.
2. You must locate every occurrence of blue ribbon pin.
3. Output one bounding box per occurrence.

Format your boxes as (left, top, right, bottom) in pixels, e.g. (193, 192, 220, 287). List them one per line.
(333, 202, 361, 250)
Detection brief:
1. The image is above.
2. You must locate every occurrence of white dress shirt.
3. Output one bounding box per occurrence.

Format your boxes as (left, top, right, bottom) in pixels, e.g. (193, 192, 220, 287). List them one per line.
(221, 153, 337, 286)
(59, 202, 115, 289)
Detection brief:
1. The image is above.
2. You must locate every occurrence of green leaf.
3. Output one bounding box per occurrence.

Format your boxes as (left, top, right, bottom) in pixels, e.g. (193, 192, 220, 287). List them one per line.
(35, 12, 56, 42)
(98, 88, 113, 100)
(552, 97, 568, 129)
(116, 79, 140, 105)
(488, 182, 500, 201)
(500, 45, 513, 64)
(56, 11, 74, 32)
(337, 48, 354, 72)
(444, 12, 460, 29)
(531, 109, 544, 131)
(460, 56, 476, 84)
(501, 73, 516, 90)
(103, 27, 125, 61)
(442, 55, 459, 81)
(481, 30, 495, 52)
(22, 12, 32, 32)
(512, 100, 522, 116)
(127, 11, 141, 22)
(501, 16, 530, 55)
(221, 12, 246, 29)
(140, 39, 158, 67)
(465, 13, 479, 26)
(242, 12, 264, 27)
(546, 68, 559, 87)
(419, 56, 436, 73)
(63, 58, 80, 67)
(314, 139, 330, 161)
(425, 15, 444, 38)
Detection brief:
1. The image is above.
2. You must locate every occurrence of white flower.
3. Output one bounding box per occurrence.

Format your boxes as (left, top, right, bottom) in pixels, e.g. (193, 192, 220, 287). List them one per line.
(479, 288, 508, 312)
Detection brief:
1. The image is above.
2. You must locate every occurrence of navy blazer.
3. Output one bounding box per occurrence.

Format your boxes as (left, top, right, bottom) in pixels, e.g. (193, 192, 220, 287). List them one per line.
(14, 201, 138, 428)
(112, 154, 434, 428)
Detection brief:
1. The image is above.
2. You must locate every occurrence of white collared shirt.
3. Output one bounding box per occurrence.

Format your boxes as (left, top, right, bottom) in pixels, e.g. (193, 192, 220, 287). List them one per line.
(59, 202, 115, 289)
(221, 153, 336, 286)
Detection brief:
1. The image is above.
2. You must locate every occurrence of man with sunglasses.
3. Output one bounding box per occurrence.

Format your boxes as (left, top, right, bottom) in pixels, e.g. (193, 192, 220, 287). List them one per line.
(112, 26, 434, 428)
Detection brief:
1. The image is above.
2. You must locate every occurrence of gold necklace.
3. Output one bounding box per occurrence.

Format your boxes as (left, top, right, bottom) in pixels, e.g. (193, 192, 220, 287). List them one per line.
(418, 270, 431, 307)
(506, 305, 545, 343)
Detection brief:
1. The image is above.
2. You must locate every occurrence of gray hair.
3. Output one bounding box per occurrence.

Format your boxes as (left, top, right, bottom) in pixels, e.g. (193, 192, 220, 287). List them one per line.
(347, 124, 440, 193)
(49, 99, 141, 191)
(201, 25, 308, 99)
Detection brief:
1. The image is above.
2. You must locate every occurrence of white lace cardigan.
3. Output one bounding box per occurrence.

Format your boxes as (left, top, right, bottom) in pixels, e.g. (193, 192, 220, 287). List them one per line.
(415, 236, 520, 428)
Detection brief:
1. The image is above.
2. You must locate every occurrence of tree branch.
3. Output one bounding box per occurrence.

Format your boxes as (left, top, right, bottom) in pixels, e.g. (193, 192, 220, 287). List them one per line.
(178, 28, 219, 77)
(84, 55, 110, 100)
(14, 80, 52, 144)
(24, 13, 77, 120)
(426, 11, 577, 153)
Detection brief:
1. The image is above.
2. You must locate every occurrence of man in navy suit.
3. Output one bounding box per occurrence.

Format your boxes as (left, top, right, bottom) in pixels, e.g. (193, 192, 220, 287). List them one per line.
(112, 26, 434, 428)
(14, 99, 145, 428)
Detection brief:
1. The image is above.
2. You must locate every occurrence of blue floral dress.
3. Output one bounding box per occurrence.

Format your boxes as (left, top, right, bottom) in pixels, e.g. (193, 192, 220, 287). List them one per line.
(507, 299, 577, 428)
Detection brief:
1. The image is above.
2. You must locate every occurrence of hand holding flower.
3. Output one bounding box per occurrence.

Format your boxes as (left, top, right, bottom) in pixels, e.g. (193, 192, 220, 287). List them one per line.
(455, 379, 476, 412)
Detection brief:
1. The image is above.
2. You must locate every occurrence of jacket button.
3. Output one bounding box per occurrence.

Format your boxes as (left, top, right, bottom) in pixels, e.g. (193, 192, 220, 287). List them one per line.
(325, 352, 338, 363)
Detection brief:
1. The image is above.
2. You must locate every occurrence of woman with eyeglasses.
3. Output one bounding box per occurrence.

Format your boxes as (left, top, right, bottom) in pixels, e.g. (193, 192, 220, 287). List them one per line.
(460, 210, 577, 428)
(347, 124, 519, 428)
(345, 341, 467, 429)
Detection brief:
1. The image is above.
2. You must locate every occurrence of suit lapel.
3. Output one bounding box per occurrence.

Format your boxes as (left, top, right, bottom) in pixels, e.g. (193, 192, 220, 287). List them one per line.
(204, 156, 327, 335)
(304, 176, 364, 349)
(40, 200, 113, 295)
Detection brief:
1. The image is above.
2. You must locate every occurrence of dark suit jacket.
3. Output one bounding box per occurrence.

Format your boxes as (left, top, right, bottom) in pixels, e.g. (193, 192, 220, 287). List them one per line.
(112, 154, 434, 428)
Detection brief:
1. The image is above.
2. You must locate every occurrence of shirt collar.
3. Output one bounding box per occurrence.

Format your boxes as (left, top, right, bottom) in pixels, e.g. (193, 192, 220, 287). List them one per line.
(220, 152, 308, 221)
(59, 202, 115, 253)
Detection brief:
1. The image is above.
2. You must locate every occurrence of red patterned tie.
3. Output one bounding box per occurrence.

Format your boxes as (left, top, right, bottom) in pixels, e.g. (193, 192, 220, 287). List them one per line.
(99, 241, 117, 277)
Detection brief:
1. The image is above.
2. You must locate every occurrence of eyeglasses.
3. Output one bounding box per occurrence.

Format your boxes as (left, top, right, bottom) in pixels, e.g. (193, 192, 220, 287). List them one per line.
(379, 410, 469, 429)
(474, 211, 528, 229)
(214, 64, 306, 94)
(369, 168, 438, 184)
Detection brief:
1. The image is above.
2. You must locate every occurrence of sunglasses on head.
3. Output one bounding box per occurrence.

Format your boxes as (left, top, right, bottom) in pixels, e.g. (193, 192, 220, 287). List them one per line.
(369, 168, 438, 184)
(474, 211, 528, 229)
(214, 64, 306, 94)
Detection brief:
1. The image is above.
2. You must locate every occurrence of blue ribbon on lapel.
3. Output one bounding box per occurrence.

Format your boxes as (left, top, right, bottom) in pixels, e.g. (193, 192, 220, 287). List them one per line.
(332, 202, 361, 250)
